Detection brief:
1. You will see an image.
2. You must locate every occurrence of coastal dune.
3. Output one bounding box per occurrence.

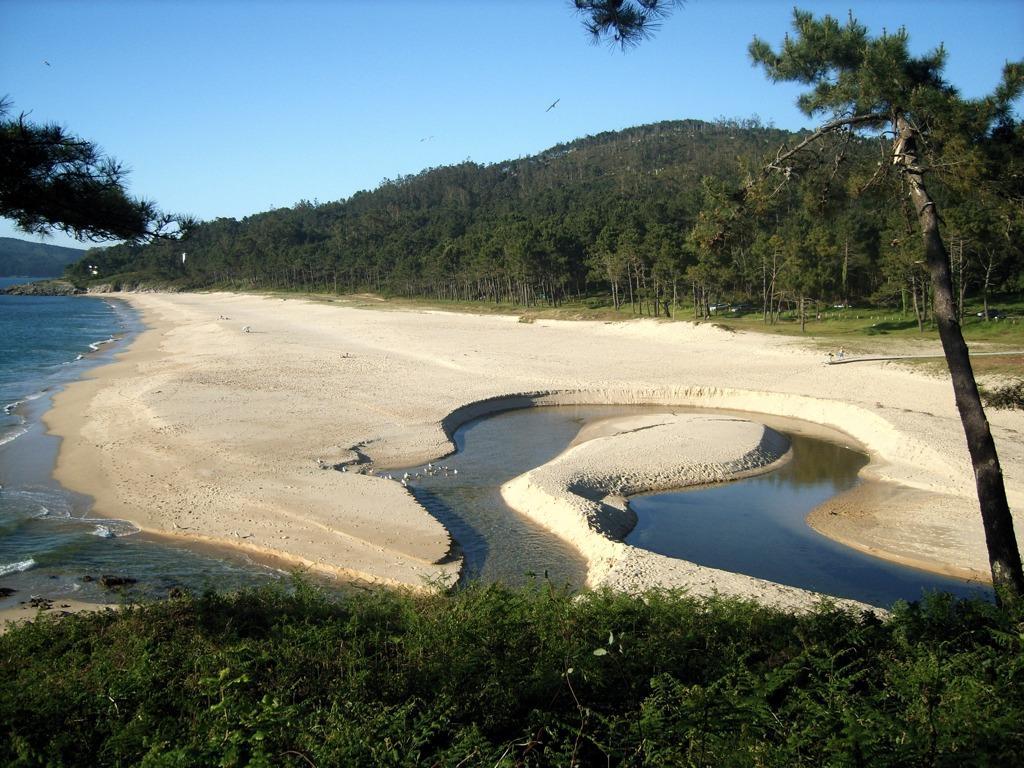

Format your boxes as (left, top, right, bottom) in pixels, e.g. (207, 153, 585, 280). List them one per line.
(45, 292, 1024, 599)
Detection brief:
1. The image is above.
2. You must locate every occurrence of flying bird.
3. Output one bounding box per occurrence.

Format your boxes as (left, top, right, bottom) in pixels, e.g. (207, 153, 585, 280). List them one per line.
(43, 60, 51, 66)
(545, 98, 560, 112)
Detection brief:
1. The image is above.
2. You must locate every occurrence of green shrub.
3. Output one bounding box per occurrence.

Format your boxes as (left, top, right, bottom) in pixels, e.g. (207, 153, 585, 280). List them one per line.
(1, 583, 1020, 766)
(982, 379, 1024, 410)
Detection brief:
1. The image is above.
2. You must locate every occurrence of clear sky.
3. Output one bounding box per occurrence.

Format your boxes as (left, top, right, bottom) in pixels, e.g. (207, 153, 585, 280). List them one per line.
(2, 0, 1022, 249)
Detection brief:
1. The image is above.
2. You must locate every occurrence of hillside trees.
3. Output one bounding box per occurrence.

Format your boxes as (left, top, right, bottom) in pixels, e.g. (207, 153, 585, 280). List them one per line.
(75, 120, 1019, 316)
(688, 179, 740, 319)
(78, 116, 858, 304)
(946, 190, 1021, 321)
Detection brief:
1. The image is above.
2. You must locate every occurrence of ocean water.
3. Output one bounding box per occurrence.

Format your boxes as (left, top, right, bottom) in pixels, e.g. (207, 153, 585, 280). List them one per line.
(0, 278, 283, 610)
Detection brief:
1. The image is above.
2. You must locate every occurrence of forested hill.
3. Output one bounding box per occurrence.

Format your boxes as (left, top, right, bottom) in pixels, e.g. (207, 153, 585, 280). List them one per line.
(74, 119, 801, 298)
(0, 237, 86, 277)
(71, 117, 1022, 317)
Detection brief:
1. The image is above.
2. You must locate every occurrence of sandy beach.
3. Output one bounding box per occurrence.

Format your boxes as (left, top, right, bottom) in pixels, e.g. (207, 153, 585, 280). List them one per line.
(41, 292, 1024, 607)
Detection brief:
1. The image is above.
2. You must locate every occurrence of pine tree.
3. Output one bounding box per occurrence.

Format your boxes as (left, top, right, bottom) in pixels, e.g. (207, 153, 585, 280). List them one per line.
(0, 98, 189, 242)
(578, 5, 1024, 602)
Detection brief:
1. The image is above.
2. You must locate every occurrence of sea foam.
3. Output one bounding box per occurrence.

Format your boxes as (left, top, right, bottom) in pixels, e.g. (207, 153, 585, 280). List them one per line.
(0, 558, 36, 576)
(88, 337, 116, 352)
(0, 426, 28, 447)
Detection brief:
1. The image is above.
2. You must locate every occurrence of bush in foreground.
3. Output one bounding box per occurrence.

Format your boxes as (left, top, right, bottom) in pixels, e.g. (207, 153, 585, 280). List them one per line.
(1, 582, 1021, 766)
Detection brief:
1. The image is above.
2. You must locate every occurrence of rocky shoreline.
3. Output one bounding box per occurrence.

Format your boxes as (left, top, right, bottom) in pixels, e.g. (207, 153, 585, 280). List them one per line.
(1, 279, 82, 296)
(1, 280, 179, 296)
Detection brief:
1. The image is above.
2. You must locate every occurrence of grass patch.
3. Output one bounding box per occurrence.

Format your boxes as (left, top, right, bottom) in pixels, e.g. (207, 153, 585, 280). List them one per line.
(1, 582, 1021, 766)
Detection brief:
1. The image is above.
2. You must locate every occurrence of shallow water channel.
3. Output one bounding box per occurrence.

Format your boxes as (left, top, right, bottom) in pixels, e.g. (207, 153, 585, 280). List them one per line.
(404, 405, 992, 608)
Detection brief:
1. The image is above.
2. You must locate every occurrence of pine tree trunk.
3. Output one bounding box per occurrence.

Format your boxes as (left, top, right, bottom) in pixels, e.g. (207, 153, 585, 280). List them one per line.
(895, 115, 1024, 603)
(762, 256, 769, 323)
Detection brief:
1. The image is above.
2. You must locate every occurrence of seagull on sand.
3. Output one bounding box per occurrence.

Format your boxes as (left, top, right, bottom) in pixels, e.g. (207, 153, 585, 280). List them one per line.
(546, 98, 560, 112)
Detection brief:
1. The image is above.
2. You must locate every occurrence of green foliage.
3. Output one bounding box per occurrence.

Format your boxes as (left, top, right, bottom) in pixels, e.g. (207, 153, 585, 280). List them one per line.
(749, 10, 951, 120)
(0, 98, 190, 243)
(746, 10, 1024, 322)
(1, 583, 1021, 766)
(982, 380, 1024, 410)
(574, 0, 683, 49)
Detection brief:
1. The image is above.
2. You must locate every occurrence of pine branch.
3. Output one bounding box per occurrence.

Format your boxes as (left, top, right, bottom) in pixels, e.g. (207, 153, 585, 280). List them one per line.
(766, 113, 886, 174)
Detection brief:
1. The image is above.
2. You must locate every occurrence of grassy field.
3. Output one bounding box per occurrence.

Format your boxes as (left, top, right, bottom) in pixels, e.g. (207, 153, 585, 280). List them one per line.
(2, 582, 1021, 766)
(668, 298, 1020, 352)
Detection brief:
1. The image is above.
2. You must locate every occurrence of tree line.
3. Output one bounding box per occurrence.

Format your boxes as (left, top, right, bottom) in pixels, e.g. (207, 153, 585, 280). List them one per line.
(70, 116, 1023, 323)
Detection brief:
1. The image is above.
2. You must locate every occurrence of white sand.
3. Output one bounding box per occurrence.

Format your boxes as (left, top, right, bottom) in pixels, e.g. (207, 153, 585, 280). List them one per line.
(44, 292, 1024, 604)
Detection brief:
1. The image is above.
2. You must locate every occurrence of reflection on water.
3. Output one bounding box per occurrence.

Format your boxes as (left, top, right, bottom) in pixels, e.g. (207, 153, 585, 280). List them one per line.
(406, 406, 992, 608)
(401, 405, 694, 587)
(628, 434, 993, 607)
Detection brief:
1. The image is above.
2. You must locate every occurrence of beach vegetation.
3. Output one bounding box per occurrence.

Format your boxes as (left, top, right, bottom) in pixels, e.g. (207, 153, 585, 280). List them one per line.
(1, 581, 1022, 766)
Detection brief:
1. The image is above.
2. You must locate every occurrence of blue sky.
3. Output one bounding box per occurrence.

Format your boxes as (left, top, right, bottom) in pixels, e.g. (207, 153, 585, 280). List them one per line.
(2, 0, 1022, 249)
